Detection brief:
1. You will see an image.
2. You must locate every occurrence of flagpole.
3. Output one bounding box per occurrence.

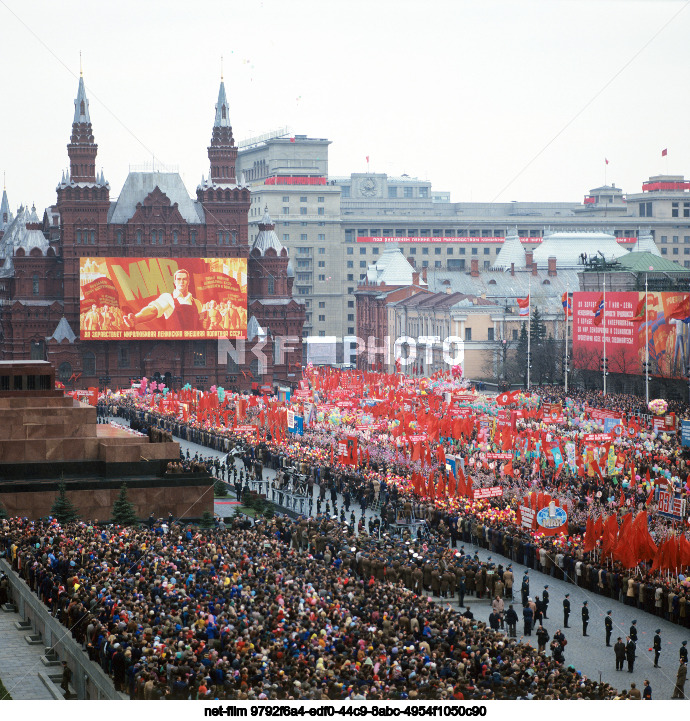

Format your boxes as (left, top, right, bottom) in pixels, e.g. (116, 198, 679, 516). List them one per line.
(527, 275, 531, 391)
(565, 281, 569, 395)
(645, 272, 649, 407)
(603, 273, 607, 396)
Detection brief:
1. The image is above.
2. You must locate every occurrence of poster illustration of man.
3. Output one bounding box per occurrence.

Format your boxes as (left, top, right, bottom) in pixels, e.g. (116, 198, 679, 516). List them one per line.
(79, 257, 247, 339)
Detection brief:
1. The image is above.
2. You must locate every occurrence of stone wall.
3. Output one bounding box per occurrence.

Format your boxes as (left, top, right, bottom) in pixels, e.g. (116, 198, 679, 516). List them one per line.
(0, 476, 214, 521)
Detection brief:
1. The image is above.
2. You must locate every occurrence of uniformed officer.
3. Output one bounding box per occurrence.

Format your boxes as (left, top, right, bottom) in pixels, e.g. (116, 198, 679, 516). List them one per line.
(563, 593, 571, 628)
(653, 629, 661, 667)
(582, 600, 590, 636)
(630, 619, 638, 643)
(543, 585, 550, 619)
(605, 610, 613, 647)
(680, 640, 688, 664)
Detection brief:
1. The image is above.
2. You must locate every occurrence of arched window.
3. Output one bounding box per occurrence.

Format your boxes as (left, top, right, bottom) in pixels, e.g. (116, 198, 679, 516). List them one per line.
(76, 229, 81, 244)
(173, 230, 178, 245)
(82, 351, 96, 375)
(80, 100, 85, 116)
(267, 275, 275, 295)
(32, 273, 40, 296)
(30, 340, 44, 360)
(117, 230, 123, 245)
(221, 105, 226, 120)
(58, 362, 72, 383)
(136, 229, 142, 245)
(90, 230, 95, 244)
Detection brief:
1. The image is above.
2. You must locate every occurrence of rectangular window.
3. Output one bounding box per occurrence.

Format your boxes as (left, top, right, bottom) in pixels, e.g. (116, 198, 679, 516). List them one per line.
(484, 260, 491, 269)
(283, 234, 290, 241)
(300, 234, 307, 240)
(360, 260, 367, 268)
(661, 236, 667, 243)
(447, 248, 453, 255)
(404, 187, 413, 198)
(419, 187, 429, 198)
(297, 247, 310, 254)
(434, 261, 441, 268)
(341, 186, 351, 198)
(360, 247, 367, 255)
(465, 328, 472, 341)
(372, 248, 379, 255)
(318, 261, 325, 267)
(193, 342, 206, 367)
(348, 301, 354, 308)
(484, 247, 490, 255)
(347, 260, 353, 268)
(317, 207, 325, 215)
(283, 207, 290, 215)
(318, 274, 326, 281)
(318, 196, 324, 203)
(661, 247, 668, 255)
(347, 274, 354, 281)
(300, 207, 307, 215)
(674, 235, 679, 243)
(318, 315, 326, 321)
(388, 186, 398, 198)
(282, 196, 289, 202)
(409, 247, 416, 255)
(673, 247, 679, 255)
(348, 327, 355, 334)
(512, 329, 518, 340)
(435, 247, 441, 255)
(422, 247, 429, 255)
(300, 196, 307, 203)
(348, 314, 354, 321)
(297, 287, 310, 295)
(318, 234, 326, 241)
(672, 202, 679, 218)
(685, 202, 690, 218)
(118, 345, 130, 369)
(472, 247, 478, 255)
(488, 328, 494, 341)
(347, 247, 354, 255)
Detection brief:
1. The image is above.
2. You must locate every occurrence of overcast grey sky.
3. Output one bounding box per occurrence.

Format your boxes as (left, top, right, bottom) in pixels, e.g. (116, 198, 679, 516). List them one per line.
(1, 0, 688, 213)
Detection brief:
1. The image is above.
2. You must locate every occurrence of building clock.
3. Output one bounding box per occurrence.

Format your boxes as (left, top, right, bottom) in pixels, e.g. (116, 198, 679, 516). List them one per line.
(359, 177, 378, 197)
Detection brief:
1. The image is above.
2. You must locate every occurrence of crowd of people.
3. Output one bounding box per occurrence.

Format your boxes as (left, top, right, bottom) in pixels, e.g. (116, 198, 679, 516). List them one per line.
(2, 377, 690, 699)
(1, 513, 622, 700)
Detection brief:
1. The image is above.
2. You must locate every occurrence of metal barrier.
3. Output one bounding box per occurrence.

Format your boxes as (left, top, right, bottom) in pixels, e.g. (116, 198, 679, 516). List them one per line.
(0, 559, 124, 700)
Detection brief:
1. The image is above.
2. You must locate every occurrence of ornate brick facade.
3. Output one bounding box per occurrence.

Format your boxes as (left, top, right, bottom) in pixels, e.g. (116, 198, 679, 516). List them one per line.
(0, 76, 304, 393)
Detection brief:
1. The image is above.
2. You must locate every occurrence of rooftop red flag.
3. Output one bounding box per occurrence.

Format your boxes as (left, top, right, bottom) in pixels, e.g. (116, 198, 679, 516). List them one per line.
(517, 295, 530, 317)
(662, 148, 668, 157)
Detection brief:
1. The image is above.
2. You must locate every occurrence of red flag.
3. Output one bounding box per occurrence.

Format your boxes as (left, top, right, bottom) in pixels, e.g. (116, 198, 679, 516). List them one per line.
(517, 295, 530, 317)
(605, 157, 609, 165)
(503, 459, 514, 478)
(646, 486, 655, 506)
(436, 444, 446, 466)
(592, 293, 605, 326)
(662, 148, 668, 157)
(583, 517, 596, 553)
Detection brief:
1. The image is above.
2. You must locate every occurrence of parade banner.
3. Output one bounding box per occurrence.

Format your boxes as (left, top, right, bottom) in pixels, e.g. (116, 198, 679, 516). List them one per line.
(338, 436, 358, 465)
(657, 487, 687, 521)
(474, 486, 503, 499)
(80, 257, 248, 339)
(573, 291, 690, 379)
(682, 420, 690, 447)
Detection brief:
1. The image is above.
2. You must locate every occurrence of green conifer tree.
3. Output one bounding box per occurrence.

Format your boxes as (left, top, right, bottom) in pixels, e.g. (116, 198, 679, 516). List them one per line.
(111, 483, 139, 526)
(50, 481, 80, 524)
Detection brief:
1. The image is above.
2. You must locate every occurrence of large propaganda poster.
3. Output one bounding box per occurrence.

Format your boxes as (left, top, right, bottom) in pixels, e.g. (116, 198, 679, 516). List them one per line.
(80, 257, 247, 340)
(572, 291, 690, 378)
